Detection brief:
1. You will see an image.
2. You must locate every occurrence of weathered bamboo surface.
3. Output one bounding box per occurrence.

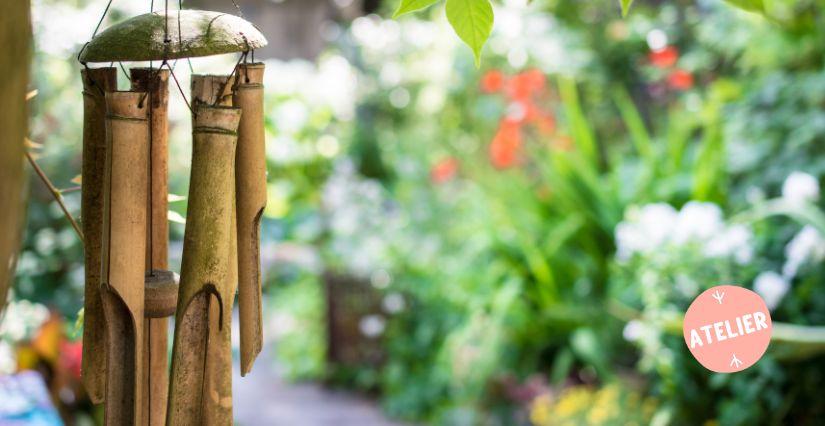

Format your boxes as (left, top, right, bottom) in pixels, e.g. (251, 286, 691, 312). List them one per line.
(167, 104, 240, 426)
(80, 67, 117, 405)
(0, 0, 31, 314)
(101, 91, 149, 425)
(191, 74, 235, 108)
(131, 67, 172, 426)
(144, 269, 178, 318)
(191, 75, 239, 424)
(131, 68, 170, 272)
(233, 63, 267, 376)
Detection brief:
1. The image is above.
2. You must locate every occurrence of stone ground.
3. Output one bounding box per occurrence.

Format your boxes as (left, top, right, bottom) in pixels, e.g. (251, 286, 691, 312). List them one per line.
(232, 347, 405, 426)
(226, 242, 405, 425)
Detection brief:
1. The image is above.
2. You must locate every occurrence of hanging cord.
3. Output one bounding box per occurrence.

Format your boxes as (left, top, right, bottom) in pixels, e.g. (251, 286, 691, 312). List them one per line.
(164, 0, 171, 43)
(167, 62, 194, 114)
(213, 51, 248, 107)
(76, 0, 117, 93)
(231, 0, 245, 19)
(76, 0, 114, 63)
(81, 64, 106, 97)
(118, 62, 132, 83)
(91, 0, 115, 40)
(178, 0, 184, 48)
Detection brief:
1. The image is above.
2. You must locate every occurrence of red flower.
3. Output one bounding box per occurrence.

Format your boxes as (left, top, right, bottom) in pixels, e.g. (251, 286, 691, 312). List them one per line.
(507, 69, 546, 101)
(430, 157, 459, 184)
(667, 69, 694, 90)
(60, 340, 83, 379)
(489, 119, 523, 169)
(648, 46, 679, 68)
(481, 70, 506, 93)
(521, 69, 546, 91)
(524, 103, 556, 135)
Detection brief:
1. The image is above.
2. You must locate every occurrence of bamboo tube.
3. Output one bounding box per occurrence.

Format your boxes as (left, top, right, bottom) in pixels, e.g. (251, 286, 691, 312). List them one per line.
(191, 74, 235, 108)
(0, 0, 31, 316)
(191, 75, 238, 303)
(131, 67, 171, 426)
(131, 68, 170, 272)
(80, 67, 117, 405)
(192, 75, 239, 424)
(101, 91, 149, 425)
(233, 63, 267, 376)
(167, 105, 240, 426)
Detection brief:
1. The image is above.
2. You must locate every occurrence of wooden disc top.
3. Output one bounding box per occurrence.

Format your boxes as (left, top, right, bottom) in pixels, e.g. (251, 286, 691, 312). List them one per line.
(78, 10, 267, 63)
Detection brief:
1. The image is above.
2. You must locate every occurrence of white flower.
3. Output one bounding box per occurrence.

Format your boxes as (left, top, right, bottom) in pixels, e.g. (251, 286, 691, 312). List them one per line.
(358, 314, 386, 338)
(673, 201, 724, 244)
(782, 225, 825, 279)
(705, 224, 754, 265)
(615, 203, 678, 260)
(370, 269, 392, 289)
(782, 172, 819, 205)
(0, 341, 16, 375)
(623, 320, 646, 342)
(646, 29, 668, 51)
(0, 300, 50, 342)
(638, 203, 679, 241)
(382, 293, 406, 314)
(753, 271, 790, 311)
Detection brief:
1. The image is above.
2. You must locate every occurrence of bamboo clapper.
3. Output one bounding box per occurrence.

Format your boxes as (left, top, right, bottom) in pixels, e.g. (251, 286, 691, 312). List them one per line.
(233, 63, 267, 376)
(166, 94, 240, 425)
(100, 91, 150, 425)
(80, 66, 117, 405)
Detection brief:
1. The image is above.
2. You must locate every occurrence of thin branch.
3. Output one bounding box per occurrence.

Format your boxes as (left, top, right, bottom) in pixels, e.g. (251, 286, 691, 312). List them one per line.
(25, 149, 85, 245)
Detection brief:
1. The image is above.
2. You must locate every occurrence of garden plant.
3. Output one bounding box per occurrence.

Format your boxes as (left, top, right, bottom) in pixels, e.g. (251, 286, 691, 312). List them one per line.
(2, 0, 825, 425)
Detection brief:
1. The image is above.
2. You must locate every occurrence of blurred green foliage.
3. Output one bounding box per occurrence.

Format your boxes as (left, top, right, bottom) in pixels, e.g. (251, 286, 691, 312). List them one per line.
(14, 0, 825, 425)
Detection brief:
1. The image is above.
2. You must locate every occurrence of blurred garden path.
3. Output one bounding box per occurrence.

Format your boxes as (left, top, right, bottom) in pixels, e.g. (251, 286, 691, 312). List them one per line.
(232, 344, 403, 426)
(173, 244, 402, 425)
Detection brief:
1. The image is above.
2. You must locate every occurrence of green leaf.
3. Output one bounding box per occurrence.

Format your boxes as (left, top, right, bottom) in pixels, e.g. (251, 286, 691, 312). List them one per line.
(620, 0, 634, 17)
(168, 193, 187, 202)
(168, 210, 186, 224)
(445, 0, 493, 66)
(393, 0, 441, 18)
(723, 0, 765, 13)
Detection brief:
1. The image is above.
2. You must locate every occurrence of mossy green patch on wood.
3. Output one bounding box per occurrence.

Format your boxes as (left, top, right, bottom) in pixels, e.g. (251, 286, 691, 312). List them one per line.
(79, 10, 267, 63)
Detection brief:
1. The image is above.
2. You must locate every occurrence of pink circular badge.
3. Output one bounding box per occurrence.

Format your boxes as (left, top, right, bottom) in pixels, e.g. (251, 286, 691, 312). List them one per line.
(683, 285, 772, 373)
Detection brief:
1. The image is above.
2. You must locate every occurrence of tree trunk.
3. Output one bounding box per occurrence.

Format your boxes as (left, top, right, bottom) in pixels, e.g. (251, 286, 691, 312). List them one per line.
(0, 1, 31, 312)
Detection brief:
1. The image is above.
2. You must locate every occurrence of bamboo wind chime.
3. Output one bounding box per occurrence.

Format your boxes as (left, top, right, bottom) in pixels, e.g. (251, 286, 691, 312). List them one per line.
(77, 5, 268, 425)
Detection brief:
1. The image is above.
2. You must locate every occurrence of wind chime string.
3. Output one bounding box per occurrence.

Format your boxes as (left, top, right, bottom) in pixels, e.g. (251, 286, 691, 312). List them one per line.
(91, 0, 115, 39)
(231, 0, 245, 19)
(118, 62, 132, 83)
(76, 0, 116, 95)
(167, 63, 194, 114)
(214, 51, 249, 107)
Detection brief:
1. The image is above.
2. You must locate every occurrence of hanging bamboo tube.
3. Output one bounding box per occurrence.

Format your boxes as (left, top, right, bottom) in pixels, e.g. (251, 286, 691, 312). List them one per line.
(130, 67, 172, 426)
(195, 75, 239, 424)
(191, 75, 238, 303)
(101, 91, 149, 425)
(166, 103, 240, 426)
(80, 67, 117, 405)
(233, 63, 266, 376)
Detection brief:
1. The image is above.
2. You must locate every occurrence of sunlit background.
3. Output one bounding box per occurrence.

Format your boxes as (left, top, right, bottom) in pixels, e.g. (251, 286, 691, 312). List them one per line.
(5, 0, 825, 424)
